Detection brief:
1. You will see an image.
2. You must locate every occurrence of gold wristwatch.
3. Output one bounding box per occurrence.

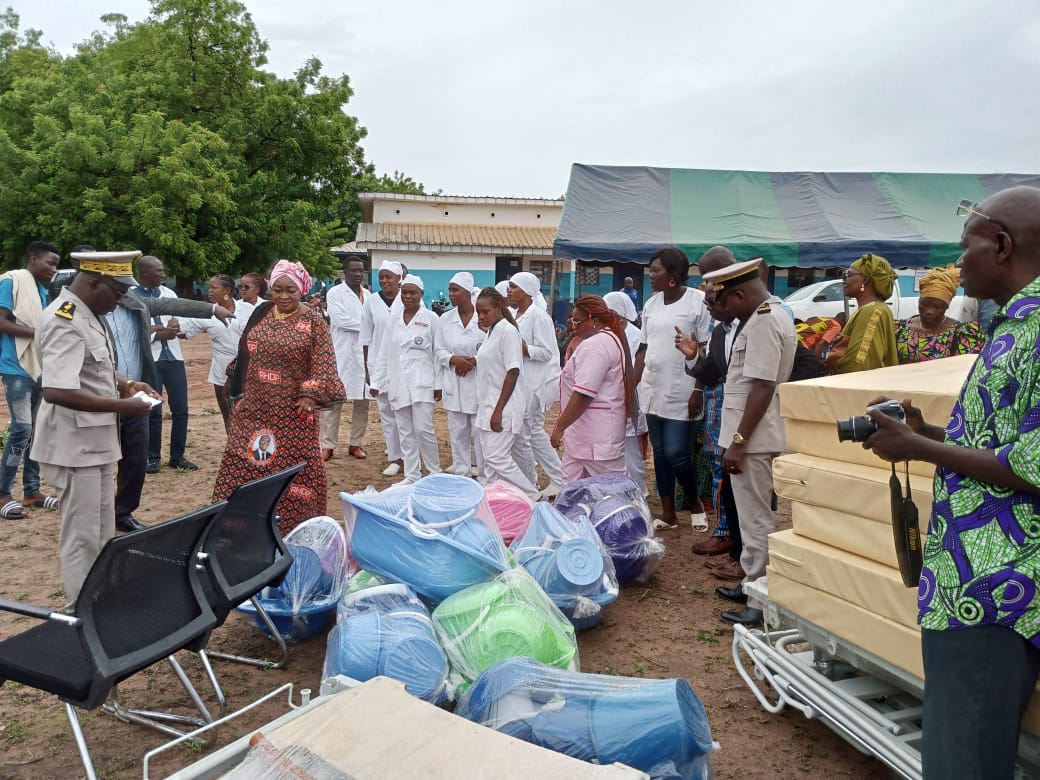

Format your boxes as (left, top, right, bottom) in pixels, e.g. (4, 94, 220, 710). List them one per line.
(732, 432, 747, 445)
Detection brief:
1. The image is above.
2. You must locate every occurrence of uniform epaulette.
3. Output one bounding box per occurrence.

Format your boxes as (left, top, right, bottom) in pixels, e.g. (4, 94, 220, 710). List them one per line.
(756, 302, 772, 314)
(55, 301, 76, 320)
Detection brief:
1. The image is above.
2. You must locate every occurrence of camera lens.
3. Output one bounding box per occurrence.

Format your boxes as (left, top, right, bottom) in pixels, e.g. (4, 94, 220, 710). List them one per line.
(836, 414, 876, 443)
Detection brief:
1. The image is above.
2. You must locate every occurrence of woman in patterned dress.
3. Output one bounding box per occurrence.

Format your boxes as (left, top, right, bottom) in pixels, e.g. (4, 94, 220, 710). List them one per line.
(213, 260, 346, 535)
(895, 265, 983, 364)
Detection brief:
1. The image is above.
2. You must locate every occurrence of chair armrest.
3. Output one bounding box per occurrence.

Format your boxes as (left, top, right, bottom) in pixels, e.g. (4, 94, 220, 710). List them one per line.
(0, 597, 81, 626)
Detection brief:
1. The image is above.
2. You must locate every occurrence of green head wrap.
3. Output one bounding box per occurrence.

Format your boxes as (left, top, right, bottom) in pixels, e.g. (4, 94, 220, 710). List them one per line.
(851, 253, 897, 299)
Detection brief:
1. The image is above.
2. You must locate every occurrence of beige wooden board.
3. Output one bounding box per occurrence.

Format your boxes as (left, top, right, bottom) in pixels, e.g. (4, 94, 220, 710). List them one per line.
(261, 676, 648, 779)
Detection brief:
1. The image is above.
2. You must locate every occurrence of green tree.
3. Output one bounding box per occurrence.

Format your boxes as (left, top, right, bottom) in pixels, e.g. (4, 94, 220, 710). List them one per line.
(0, 1, 424, 283)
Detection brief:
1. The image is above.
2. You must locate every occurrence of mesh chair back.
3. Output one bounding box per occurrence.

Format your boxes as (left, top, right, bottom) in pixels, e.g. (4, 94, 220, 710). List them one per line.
(204, 463, 305, 617)
(77, 503, 223, 686)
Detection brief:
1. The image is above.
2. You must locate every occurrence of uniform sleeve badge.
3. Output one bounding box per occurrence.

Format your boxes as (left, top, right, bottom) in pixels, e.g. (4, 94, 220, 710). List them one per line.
(55, 301, 76, 320)
(756, 302, 772, 315)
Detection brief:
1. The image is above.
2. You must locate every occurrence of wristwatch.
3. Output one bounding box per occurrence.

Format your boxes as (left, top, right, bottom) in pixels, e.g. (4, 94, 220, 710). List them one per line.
(732, 432, 747, 445)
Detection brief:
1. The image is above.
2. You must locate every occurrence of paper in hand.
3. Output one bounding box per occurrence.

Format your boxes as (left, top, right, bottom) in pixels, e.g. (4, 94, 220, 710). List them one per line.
(133, 390, 162, 408)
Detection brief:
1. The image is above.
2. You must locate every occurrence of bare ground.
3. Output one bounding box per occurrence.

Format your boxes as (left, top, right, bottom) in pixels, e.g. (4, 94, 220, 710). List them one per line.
(0, 338, 893, 779)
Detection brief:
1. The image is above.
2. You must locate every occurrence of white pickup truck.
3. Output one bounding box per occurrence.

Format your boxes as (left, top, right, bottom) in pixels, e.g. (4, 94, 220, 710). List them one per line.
(784, 277, 967, 323)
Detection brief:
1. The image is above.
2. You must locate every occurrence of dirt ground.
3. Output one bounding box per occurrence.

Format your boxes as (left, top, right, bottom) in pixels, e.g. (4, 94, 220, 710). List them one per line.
(0, 338, 893, 779)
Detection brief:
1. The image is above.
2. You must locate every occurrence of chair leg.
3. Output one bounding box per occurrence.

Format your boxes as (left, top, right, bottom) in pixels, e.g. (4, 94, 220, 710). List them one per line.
(102, 664, 214, 742)
(205, 596, 290, 669)
(65, 703, 99, 780)
(196, 649, 228, 718)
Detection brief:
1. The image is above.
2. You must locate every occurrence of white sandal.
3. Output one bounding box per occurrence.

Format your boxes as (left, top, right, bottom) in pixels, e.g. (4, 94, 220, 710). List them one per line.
(690, 512, 709, 532)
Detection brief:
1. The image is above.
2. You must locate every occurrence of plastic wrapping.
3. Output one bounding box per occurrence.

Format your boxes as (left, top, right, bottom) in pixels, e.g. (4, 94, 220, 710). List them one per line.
(456, 657, 713, 780)
(512, 503, 618, 630)
(341, 475, 510, 603)
(431, 569, 578, 686)
(484, 480, 536, 544)
(324, 583, 449, 703)
(236, 517, 345, 642)
(554, 475, 664, 584)
(343, 569, 395, 597)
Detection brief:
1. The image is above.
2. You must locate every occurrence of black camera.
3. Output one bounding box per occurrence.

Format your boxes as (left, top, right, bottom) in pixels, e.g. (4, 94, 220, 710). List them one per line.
(836, 400, 905, 442)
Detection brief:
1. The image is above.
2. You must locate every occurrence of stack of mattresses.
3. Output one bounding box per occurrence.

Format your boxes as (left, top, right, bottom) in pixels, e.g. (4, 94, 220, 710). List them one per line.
(770, 355, 1040, 736)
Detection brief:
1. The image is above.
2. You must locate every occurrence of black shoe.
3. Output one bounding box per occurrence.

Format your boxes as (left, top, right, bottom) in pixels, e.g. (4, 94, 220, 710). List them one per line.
(116, 515, 146, 533)
(169, 457, 198, 471)
(715, 585, 747, 604)
(721, 607, 764, 626)
(146, 459, 161, 474)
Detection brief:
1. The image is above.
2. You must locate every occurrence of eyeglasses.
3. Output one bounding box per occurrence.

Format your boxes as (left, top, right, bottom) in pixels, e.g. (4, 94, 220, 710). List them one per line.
(568, 316, 589, 326)
(99, 277, 130, 297)
(239, 284, 254, 290)
(956, 199, 1014, 243)
(842, 269, 864, 281)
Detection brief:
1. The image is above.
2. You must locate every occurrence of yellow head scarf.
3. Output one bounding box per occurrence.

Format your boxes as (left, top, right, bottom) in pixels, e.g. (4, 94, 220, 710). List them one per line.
(918, 265, 960, 305)
(850, 253, 898, 300)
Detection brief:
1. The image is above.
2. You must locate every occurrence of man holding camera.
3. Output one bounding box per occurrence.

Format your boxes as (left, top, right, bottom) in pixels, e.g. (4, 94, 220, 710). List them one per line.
(864, 185, 1040, 779)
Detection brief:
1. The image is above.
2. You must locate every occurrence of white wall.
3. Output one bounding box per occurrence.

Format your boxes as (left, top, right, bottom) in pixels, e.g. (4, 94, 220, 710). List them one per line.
(372, 200, 562, 227)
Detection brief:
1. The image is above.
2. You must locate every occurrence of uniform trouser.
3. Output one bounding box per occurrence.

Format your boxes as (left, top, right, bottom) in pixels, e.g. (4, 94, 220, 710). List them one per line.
(148, 359, 189, 462)
(562, 452, 627, 484)
(394, 402, 440, 482)
(0, 374, 42, 497)
(481, 427, 538, 499)
(374, 392, 403, 462)
(320, 399, 370, 450)
(447, 410, 483, 475)
(115, 413, 149, 523)
(732, 451, 777, 610)
(624, 434, 648, 498)
(42, 462, 115, 610)
(511, 398, 563, 487)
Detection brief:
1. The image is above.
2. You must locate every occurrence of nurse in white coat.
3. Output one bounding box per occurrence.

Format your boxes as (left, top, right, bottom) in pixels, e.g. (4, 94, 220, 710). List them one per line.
(604, 291, 649, 497)
(321, 257, 370, 461)
(436, 272, 485, 476)
(361, 260, 404, 477)
(372, 274, 441, 485)
(507, 272, 563, 497)
(474, 286, 538, 498)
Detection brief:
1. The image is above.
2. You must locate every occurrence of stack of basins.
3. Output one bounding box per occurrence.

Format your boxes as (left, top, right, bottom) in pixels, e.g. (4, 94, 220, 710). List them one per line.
(771, 354, 1040, 734)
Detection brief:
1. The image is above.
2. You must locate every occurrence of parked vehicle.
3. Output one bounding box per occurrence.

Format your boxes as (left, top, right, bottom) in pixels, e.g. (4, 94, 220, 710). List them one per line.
(784, 275, 966, 324)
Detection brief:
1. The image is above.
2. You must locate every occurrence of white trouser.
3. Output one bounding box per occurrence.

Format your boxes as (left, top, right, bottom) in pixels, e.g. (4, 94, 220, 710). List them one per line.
(481, 427, 538, 499)
(511, 398, 563, 487)
(375, 392, 402, 462)
(447, 410, 483, 475)
(733, 451, 778, 611)
(394, 401, 440, 482)
(624, 433, 649, 497)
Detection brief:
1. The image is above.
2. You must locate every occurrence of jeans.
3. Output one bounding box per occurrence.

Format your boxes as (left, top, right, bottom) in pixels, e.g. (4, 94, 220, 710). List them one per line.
(644, 413, 698, 501)
(0, 374, 41, 497)
(921, 625, 1040, 779)
(148, 360, 189, 461)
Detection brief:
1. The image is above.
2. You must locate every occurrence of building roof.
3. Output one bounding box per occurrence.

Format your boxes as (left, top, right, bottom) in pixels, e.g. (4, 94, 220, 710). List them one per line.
(356, 222, 557, 254)
(359, 192, 564, 207)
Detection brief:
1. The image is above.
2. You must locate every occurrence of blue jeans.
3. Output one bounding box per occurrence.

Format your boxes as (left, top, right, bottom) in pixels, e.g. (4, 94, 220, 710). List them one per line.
(148, 360, 189, 462)
(645, 413, 698, 502)
(922, 625, 1040, 779)
(0, 374, 42, 497)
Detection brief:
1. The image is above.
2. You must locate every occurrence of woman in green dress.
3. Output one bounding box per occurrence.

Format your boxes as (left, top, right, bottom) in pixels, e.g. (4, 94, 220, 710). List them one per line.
(824, 253, 899, 374)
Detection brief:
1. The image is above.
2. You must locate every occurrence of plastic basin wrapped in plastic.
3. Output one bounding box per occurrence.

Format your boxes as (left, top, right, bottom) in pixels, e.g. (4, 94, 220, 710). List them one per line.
(432, 569, 578, 685)
(484, 480, 536, 544)
(237, 598, 336, 643)
(341, 482, 510, 603)
(457, 656, 714, 779)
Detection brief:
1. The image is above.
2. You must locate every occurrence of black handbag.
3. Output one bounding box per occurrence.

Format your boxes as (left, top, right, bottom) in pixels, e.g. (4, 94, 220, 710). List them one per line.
(889, 461, 923, 588)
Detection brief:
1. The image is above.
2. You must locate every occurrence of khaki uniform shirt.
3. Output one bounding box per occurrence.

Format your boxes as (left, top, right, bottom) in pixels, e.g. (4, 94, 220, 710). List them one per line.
(720, 296, 796, 454)
(30, 288, 121, 467)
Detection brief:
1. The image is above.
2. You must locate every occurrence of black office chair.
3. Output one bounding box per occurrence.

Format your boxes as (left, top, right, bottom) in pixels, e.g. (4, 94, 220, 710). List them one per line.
(0, 502, 223, 780)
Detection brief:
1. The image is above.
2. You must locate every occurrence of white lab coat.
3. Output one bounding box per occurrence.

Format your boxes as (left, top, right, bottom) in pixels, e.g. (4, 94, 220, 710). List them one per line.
(374, 306, 441, 412)
(515, 305, 561, 411)
(476, 320, 526, 434)
(179, 298, 254, 385)
(360, 292, 395, 389)
(639, 287, 712, 421)
(436, 306, 485, 414)
(326, 283, 368, 400)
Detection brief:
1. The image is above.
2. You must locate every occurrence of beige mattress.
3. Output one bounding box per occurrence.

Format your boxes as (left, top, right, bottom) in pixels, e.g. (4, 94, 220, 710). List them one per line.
(767, 571, 1040, 737)
(789, 501, 901, 571)
(780, 355, 974, 474)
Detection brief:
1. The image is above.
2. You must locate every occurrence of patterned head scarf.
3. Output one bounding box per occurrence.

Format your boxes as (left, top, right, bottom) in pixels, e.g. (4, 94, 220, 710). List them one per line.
(850, 253, 897, 300)
(918, 265, 960, 304)
(270, 259, 312, 296)
(603, 290, 638, 323)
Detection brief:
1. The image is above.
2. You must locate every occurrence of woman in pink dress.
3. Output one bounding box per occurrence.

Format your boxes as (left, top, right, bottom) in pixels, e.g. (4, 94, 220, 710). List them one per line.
(550, 295, 635, 483)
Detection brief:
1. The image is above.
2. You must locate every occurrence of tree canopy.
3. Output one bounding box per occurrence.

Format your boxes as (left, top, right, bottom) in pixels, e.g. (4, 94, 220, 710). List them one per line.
(0, 1, 423, 280)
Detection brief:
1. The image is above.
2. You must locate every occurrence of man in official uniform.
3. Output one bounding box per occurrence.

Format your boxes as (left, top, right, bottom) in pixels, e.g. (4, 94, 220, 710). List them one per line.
(31, 252, 160, 608)
(702, 258, 796, 626)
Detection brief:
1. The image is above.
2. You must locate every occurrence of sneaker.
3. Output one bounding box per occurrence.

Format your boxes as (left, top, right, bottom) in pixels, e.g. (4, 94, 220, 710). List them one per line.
(146, 459, 161, 474)
(394, 476, 415, 487)
(169, 457, 199, 471)
(539, 481, 562, 500)
(382, 462, 402, 477)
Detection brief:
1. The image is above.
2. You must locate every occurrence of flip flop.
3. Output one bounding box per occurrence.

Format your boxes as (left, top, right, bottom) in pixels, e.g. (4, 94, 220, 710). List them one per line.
(652, 518, 678, 530)
(690, 512, 709, 532)
(0, 499, 26, 520)
(23, 494, 59, 510)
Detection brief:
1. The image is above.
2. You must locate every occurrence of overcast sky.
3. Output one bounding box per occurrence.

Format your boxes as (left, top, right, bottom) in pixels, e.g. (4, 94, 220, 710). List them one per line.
(15, 1, 1040, 198)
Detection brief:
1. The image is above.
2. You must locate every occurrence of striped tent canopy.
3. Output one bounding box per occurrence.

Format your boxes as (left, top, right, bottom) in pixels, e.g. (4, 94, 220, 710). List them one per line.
(554, 165, 1040, 268)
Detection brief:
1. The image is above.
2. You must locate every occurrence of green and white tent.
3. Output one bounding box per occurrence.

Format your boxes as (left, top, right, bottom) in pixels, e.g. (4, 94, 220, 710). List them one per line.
(554, 165, 1040, 268)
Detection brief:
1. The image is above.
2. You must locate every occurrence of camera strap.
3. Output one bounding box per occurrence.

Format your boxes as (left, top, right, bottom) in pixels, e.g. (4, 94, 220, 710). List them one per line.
(889, 461, 923, 588)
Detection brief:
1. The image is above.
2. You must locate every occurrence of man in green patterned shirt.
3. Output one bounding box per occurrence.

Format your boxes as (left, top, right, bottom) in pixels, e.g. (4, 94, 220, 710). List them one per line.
(864, 185, 1040, 779)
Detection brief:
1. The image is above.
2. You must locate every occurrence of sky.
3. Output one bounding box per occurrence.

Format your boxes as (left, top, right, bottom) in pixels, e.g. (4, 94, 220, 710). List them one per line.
(14, 1, 1040, 199)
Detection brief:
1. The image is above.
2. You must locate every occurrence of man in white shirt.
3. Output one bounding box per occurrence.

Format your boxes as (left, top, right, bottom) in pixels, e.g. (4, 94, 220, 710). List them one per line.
(321, 258, 370, 461)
